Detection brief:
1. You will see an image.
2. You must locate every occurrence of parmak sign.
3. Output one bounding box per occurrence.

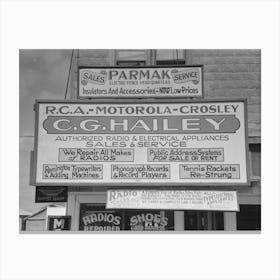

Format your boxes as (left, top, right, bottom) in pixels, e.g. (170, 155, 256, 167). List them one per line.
(78, 66, 203, 98)
(33, 99, 249, 186)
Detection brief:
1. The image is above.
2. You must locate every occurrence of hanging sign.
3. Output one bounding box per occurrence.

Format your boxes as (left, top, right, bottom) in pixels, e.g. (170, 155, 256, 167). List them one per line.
(78, 66, 203, 98)
(35, 186, 68, 202)
(106, 190, 239, 211)
(33, 99, 248, 186)
(48, 216, 71, 230)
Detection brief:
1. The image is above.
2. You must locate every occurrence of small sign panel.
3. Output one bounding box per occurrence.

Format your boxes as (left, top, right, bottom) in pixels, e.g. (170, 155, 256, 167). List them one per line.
(124, 210, 173, 231)
(79, 204, 123, 231)
(48, 216, 71, 230)
(33, 99, 248, 186)
(78, 66, 203, 98)
(35, 186, 68, 202)
(106, 190, 239, 211)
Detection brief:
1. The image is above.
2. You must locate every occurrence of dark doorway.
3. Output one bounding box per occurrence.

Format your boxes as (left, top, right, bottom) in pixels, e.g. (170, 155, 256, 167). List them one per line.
(237, 205, 261, 230)
(184, 211, 224, 230)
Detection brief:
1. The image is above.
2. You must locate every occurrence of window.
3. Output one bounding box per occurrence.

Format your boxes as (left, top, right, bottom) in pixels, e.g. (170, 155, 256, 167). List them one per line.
(184, 211, 224, 230)
(124, 210, 174, 231)
(237, 205, 261, 230)
(116, 50, 147, 66)
(79, 204, 124, 231)
(156, 60, 185, 66)
(79, 204, 174, 231)
(156, 49, 185, 65)
(117, 60, 146, 66)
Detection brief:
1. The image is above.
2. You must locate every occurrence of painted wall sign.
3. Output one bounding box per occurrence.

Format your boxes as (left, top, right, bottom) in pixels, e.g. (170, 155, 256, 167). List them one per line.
(125, 210, 171, 231)
(78, 66, 203, 98)
(48, 216, 71, 230)
(35, 186, 68, 202)
(79, 204, 122, 231)
(33, 99, 248, 186)
(106, 190, 239, 211)
(79, 204, 174, 231)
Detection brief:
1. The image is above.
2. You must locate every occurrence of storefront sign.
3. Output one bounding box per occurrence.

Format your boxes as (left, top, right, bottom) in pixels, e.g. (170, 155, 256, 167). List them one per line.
(79, 204, 174, 231)
(125, 210, 170, 231)
(35, 186, 68, 202)
(33, 99, 248, 186)
(106, 190, 239, 211)
(79, 204, 122, 231)
(78, 66, 203, 98)
(48, 216, 71, 230)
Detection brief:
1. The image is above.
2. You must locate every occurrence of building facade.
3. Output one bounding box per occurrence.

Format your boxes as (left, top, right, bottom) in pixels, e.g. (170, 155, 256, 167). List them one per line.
(34, 49, 261, 231)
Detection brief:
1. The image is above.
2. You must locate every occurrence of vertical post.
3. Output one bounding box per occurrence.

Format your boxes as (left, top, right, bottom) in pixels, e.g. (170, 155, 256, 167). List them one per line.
(224, 212, 237, 231)
(174, 211, 184, 231)
(113, 49, 118, 66)
(184, 49, 191, 65)
(147, 49, 156, 66)
(70, 49, 78, 100)
(207, 212, 212, 230)
(67, 193, 78, 231)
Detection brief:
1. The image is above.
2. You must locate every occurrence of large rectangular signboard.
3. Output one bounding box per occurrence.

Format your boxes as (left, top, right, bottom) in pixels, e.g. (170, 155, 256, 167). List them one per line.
(33, 99, 249, 186)
(106, 190, 239, 211)
(78, 66, 203, 99)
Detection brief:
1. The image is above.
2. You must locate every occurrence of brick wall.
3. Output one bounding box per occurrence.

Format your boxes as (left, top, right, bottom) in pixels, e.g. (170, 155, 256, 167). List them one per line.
(70, 49, 261, 138)
(186, 50, 261, 138)
(70, 49, 115, 98)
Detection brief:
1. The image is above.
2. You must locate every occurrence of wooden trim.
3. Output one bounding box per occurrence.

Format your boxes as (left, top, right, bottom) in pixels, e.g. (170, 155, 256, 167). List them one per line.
(224, 212, 237, 230)
(67, 193, 77, 230)
(238, 195, 261, 205)
(248, 136, 261, 144)
(174, 211, 184, 230)
(69, 192, 107, 230)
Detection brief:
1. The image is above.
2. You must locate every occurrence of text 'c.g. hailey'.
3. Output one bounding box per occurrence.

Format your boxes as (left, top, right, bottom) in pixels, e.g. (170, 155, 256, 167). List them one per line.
(43, 115, 240, 134)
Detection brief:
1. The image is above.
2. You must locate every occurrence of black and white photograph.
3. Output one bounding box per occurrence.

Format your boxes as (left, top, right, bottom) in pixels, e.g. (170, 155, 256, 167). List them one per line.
(1, 1, 280, 280)
(20, 49, 261, 232)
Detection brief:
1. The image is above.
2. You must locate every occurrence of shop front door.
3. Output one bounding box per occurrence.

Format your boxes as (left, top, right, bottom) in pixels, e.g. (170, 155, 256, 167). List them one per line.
(184, 211, 224, 230)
